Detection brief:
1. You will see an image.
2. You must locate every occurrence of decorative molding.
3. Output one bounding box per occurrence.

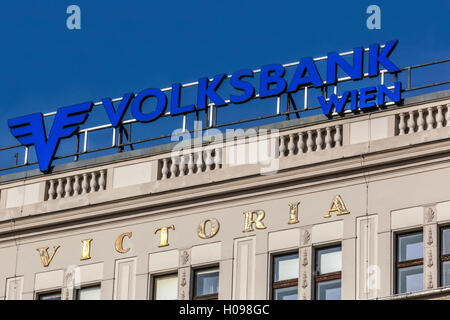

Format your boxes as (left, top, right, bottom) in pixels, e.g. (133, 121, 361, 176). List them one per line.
(180, 269, 187, 287)
(302, 249, 308, 267)
(427, 250, 433, 268)
(425, 207, 435, 223)
(427, 228, 433, 246)
(301, 271, 308, 289)
(302, 230, 311, 246)
(427, 272, 433, 289)
(180, 250, 190, 266)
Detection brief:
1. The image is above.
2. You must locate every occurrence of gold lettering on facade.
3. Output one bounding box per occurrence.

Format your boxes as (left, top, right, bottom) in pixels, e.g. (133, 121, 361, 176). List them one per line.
(197, 219, 220, 239)
(324, 195, 350, 218)
(115, 232, 132, 253)
(155, 225, 175, 247)
(288, 202, 300, 224)
(36, 246, 60, 267)
(80, 239, 92, 260)
(243, 210, 267, 232)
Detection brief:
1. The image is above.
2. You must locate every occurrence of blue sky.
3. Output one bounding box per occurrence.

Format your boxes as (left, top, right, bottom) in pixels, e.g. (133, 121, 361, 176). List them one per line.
(0, 0, 449, 172)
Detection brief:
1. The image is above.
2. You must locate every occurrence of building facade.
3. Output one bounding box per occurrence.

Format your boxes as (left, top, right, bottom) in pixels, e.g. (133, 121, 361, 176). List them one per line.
(1, 89, 450, 300)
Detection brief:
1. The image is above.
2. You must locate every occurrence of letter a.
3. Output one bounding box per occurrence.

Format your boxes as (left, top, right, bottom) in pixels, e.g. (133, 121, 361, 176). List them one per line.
(66, 5, 81, 30)
(366, 5, 381, 30)
(324, 195, 350, 218)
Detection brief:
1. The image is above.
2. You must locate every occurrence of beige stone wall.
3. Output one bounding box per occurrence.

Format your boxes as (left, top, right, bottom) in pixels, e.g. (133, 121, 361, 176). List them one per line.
(0, 96, 449, 300)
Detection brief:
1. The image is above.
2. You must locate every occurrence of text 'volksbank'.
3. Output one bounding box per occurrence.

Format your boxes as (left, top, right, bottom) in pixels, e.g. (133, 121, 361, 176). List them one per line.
(8, 40, 402, 172)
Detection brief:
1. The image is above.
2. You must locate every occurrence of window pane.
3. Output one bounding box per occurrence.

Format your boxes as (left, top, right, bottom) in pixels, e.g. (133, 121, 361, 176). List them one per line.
(316, 279, 341, 300)
(398, 233, 423, 262)
(77, 286, 101, 300)
(442, 228, 450, 255)
(274, 254, 299, 282)
(154, 274, 178, 300)
(274, 286, 298, 300)
(38, 292, 61, 300)
(317, 246, 342, 274)
(441, 261, 450, 287)
(397, 265, 423, 293)
(195, 268, 219, 297)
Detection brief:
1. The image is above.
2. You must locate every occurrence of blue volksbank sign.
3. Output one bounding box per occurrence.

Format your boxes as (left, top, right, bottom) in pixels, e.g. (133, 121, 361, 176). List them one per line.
(8, 40, 402, 172)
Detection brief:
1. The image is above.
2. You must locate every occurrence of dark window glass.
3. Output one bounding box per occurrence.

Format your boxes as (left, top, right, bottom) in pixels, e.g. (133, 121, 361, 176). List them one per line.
(396, 231, 423, 294)
(314, 245, 342, 300)
(38, 291, 61, 300)
(193, 267, 219, 299)
(272, 253, 298, 300)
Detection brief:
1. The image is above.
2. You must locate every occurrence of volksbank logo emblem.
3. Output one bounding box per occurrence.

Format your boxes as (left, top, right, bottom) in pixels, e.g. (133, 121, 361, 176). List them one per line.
(8, 102, 93, 172)
(8, 40, 401, 173)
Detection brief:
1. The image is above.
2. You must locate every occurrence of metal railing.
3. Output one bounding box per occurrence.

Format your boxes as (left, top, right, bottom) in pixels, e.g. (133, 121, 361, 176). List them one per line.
(0, 50, 449, 176)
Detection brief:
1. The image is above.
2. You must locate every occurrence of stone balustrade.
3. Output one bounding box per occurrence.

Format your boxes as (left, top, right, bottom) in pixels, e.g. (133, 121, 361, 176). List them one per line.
(279, 125, 342, 157)
(159, 148, 222, 180)
(45, 169, 107, 200)
(396, 103, 450, 135)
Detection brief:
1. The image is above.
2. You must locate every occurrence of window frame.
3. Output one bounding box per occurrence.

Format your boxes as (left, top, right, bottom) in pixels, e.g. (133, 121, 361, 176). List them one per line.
(313, 244, 342, 300)
(270, 251, 299, 300)
(439, 225, 450, 287)
(191, 265, 220, 300)
(394, 229, 424, 294)
(151, 271, 179, 300)
(75, 283, 102, 300)
(36, 289, 62, 300)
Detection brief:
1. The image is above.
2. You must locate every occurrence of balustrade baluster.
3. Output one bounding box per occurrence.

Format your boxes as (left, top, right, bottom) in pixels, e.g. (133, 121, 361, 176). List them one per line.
(335, 125, 342, 147)
(436, 105, 444, 128)
(90, 172, 98, 193)
(73, 175, 81, 195)
(288, 134, 295, 156)
(316, 128, 324, 151)
(161, 159, 169, 180)
(48, 180, 56, 200)
(417, 109, 425, 132)
(81, 173, 89, 194)
(426, 107, 435, 130)
(56, 178, 63, 199)
(407, 111, 416, 133)
(398, 113, 406, 135)
(99, 170, 106, 190)
(297, 132, 305, 154)
(306, 131, 314, 152)
(325, 127, 332, 149)
(64, 177, 72, 198)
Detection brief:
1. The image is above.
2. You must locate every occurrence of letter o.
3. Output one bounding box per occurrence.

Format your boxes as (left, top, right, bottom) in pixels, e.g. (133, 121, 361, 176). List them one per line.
(197, 218, 220, 239)
(131, 88, 167, 122)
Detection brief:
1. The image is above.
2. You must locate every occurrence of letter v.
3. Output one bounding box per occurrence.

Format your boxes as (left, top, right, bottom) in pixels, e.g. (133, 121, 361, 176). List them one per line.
(102, 93, 134, 127)
(36, 246, 60, 267)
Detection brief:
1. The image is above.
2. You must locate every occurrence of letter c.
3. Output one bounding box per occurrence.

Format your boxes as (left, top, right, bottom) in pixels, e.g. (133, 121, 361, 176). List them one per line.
(115, 232, 132, 253)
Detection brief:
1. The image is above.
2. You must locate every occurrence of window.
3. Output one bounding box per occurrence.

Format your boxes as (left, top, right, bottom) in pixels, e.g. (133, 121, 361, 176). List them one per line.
(314, 245, 342, 300)
(76, 285, 101, 300)
(440, 227, 450, 287)
(193, 267, 219, 300)
(153, 273, 178, 300)
(37, 291, 61, 300)
(272, 253, 298, 300)
(395, 231, 423, 294)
